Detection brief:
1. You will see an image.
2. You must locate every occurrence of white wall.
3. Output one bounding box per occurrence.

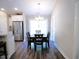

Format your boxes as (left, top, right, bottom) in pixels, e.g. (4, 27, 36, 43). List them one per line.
(74, 1, 79, 59)
(0, 11, 8, 35)
(7, 14, 27, 59)
(9, 14, 27, 41)
(52, 0, 75, 59)
(7, 31, 15, 59)
(51, 12, 56, 41)
(0, 11, 15, 59)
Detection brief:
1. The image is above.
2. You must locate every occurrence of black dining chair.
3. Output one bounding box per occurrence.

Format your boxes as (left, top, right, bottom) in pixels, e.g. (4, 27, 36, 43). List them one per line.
(26, 32, 35, 49)
(35, 34, 43, 37)
(26, 32, 31, 48)
(34, 34, 43, 51)
(0, 41, 7, 59)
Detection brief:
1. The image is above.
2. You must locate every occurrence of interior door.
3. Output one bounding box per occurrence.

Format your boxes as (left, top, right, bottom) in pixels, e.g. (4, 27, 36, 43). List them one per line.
(13, 21, 24, 41)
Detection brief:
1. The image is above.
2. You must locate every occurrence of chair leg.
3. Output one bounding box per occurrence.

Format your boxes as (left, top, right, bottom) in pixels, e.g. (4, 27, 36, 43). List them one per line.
(42, 43, 43, 52)
(29, 42, 31, 49)
(5, 53, 7, 59)
(46, 42, 47, 49)
(4, 44, 7, 59)
(34, 44, 36, 51)
(28, 42, 29, 48)
(34, 41, 36, 51)
(45, 42, 46, 48)
(48, 41, 50, 48)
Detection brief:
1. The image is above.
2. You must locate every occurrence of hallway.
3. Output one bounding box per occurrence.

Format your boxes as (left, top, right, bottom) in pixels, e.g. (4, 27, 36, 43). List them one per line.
(0, 0, 79, 59)
(10, 41, 65, 59)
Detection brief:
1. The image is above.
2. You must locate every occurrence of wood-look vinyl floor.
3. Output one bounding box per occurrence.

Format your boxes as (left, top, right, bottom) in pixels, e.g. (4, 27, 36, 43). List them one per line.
(10, 41, 65, 59)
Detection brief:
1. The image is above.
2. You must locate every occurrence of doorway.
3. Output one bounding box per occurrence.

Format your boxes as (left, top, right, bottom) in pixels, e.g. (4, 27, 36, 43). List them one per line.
(13, 21, 24, 42)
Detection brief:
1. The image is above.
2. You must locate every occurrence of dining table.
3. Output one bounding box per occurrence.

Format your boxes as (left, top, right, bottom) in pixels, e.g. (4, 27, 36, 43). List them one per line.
(29, 34, 48, 51)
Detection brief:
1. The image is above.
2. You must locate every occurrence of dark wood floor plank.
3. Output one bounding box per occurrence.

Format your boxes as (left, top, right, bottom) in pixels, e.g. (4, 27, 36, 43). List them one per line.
(10, 42, 65, 59)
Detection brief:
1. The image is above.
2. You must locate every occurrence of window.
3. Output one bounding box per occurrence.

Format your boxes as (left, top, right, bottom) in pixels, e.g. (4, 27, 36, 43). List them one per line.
(29, 17, 48, 36)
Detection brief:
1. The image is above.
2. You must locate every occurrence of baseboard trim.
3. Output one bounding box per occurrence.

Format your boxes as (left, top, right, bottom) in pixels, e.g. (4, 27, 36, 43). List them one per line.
(55, 44, 69, 59)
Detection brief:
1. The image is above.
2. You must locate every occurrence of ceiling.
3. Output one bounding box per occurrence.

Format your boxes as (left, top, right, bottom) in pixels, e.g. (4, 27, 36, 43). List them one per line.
(0, 0, 56, 16)
(75, 0, 79, 2)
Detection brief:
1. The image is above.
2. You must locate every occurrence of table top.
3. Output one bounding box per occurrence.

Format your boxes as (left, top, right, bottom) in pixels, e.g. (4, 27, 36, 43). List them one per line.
(30, 34, 47, 37)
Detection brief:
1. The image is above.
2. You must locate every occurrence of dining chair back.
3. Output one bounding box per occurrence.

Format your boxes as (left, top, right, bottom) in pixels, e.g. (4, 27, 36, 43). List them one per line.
(34, 34, 44, 51)
(0, 41, 7, 59)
